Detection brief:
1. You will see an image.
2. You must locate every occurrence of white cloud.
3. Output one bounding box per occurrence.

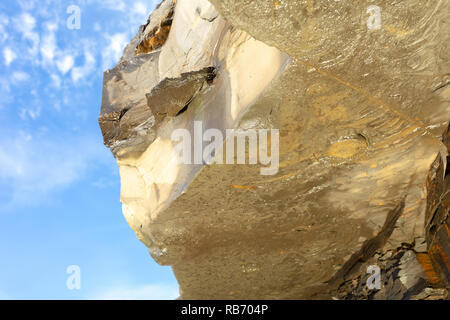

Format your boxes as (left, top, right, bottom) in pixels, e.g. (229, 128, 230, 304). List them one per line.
(0, 26, 8, 43)
(102, 32, 128, 70)
(56, 55, 74, 74)
(0, 131, 108, 209)
(15, 12, 36, 33)
(0, 77, 10, 94)
(2, 0, 160, 85)
(40, 27, 58, 63)
(0, 14, 9, 43)
(50, 73, 61, 88)
(3, 47, 17, 66)
(19, 105, 41, 120)
(0, 77, 12, 109)
(100, 0, 127, 12)
(14, 12, 40, 57)
(11, 71, 30, 83)
(91, 283, 179, 300)
(17, 0, 37, 11)
(71, 50, 96, 83)
(131, 2, 149, 18)
(0, 1, 165, 207)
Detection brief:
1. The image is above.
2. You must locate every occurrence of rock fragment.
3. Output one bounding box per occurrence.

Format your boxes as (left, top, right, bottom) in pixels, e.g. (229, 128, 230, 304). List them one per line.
(146, 67, 216, 123)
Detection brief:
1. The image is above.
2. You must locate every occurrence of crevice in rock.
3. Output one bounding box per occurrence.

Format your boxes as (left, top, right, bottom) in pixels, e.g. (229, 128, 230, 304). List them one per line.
(118, 107, 130, 121)
(175, 102, 190, 117)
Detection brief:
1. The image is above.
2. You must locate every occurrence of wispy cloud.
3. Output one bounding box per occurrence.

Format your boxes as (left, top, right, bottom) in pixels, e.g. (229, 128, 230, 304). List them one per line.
(56, 54, 74, 74)
(101, 32, 128, 70)
(3, 47, 16, 66)
(0, 0, 159, 97)
(90, 283, 179, 300)
(40, 21, 58, 64)
(13, 12, 40, 57)
(0, 0, 161, 207)
(0, 131, 109, 210)
(16, 0, 38, 11)
(71, 47, 96, 83)
(11, 71, 30, 83)
(99, 0, 127, 12)
(0, 14, 9, 43)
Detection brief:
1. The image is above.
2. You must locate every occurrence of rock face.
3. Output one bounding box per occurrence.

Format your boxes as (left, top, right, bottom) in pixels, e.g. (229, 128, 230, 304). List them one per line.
(99, 0, 449, 299)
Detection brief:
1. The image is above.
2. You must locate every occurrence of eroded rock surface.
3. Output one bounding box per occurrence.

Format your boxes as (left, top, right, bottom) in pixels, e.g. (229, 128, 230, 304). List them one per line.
(99, 0, 449, 299)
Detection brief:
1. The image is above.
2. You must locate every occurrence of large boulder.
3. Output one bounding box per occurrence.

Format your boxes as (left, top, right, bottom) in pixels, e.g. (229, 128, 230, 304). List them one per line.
(99, 0, 449, 299)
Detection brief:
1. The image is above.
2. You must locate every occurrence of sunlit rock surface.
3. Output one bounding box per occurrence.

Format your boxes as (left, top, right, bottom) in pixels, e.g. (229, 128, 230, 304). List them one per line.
(99, 0, 449, 299)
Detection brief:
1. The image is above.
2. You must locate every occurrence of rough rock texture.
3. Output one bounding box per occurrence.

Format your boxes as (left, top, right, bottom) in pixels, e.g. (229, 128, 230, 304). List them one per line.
(99, 0, 449, 299)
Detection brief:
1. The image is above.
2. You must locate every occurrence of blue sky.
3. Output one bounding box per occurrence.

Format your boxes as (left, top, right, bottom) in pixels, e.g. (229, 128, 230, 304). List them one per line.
(0, 0, 179, 299)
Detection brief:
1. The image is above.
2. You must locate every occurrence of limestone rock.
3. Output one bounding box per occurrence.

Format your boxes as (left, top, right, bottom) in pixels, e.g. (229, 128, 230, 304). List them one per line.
(99, 0, 450, 299)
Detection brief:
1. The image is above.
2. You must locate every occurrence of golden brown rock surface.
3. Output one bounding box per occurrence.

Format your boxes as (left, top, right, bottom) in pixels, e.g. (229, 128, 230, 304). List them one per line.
(99, 0, 449, 299)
